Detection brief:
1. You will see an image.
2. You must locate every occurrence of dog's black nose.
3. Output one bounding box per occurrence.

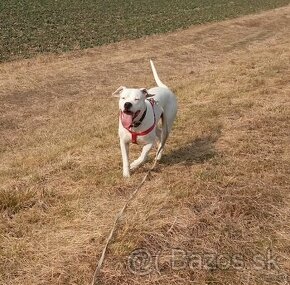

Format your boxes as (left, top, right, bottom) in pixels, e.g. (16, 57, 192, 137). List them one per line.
(124, 102, 132, 110)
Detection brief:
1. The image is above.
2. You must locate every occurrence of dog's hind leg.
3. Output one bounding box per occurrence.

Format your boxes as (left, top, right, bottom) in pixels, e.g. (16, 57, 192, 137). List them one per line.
(156, 114, 169, 161)
(156, 127, 162, 143)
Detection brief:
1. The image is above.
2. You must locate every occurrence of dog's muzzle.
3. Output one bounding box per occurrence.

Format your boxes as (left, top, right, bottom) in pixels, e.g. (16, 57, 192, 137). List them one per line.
(124, 102, 132, 111)
(120, 110, 140, 129)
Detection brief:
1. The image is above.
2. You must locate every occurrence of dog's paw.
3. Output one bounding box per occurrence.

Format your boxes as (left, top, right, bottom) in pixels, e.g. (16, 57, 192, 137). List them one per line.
(156, 155, 162, 161)
(156, 148, 163, 161)
(130, 160, 140, 170)
(123, 171, 130, 178)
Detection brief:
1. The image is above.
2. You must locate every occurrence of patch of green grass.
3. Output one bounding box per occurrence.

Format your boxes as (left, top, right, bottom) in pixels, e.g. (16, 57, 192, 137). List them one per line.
(0, 0, 289, 62)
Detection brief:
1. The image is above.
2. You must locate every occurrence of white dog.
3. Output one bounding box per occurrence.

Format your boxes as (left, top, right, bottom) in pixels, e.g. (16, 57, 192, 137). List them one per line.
(113, 60, 177, 177)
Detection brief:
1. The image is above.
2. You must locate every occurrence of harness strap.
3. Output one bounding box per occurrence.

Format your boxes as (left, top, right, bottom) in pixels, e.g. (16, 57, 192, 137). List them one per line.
(131, 133, 138, 144)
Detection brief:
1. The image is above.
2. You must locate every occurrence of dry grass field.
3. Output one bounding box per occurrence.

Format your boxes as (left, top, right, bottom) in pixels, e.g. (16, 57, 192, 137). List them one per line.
(0, 5, 290, 285)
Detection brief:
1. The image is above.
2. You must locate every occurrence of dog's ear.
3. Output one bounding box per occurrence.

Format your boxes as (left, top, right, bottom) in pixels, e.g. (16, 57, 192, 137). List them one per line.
(112, 86, 126, 97)
(140, 88, 148, 96)
(140, 88, 155, 98)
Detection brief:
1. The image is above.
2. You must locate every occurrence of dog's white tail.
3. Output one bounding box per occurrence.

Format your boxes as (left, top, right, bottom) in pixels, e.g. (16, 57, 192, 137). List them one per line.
(150, 59, 168, 89)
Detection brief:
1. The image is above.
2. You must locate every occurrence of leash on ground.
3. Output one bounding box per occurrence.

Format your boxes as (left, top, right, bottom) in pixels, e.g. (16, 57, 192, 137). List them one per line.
(91, 155, 160, 285)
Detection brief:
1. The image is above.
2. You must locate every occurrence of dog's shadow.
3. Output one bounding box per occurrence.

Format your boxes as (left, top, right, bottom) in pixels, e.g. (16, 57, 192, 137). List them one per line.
(160, 131, 221, 166)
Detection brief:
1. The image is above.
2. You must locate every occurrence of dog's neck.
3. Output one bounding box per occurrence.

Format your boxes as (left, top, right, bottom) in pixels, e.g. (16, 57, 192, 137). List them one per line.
(131, 105, 147, 128)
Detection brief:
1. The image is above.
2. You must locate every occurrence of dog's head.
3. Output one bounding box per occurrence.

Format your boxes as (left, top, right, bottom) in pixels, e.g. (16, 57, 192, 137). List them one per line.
(112, 86, 153, 128)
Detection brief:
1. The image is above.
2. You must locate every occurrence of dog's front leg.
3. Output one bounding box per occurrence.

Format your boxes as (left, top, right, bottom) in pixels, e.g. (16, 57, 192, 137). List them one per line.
(130, 143, 153, 170)
(120, 139, 130, 177)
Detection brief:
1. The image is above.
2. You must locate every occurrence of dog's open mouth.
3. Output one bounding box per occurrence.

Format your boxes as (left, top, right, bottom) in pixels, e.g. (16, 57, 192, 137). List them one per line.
(123, 110, 134, 115)
(121, 110, 140, 128)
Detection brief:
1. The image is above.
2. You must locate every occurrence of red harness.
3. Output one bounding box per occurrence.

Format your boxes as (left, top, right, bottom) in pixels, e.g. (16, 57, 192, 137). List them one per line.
(121, 99, 156, 144)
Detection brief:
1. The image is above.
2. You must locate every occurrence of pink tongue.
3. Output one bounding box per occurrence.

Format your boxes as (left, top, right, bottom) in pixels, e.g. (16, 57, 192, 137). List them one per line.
(121, 113, 133, 128)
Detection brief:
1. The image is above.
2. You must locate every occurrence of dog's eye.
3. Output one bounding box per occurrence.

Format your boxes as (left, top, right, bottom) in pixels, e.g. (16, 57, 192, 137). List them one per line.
(135, 98, 140, 101)
(121, 97, 125, 100)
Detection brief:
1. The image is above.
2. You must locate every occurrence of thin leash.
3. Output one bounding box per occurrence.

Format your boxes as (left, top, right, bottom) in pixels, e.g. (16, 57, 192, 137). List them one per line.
(91, 155, 160, 285)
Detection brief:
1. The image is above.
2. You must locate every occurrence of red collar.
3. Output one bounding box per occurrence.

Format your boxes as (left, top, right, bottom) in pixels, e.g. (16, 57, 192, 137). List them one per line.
(120, 99, 156, 144)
